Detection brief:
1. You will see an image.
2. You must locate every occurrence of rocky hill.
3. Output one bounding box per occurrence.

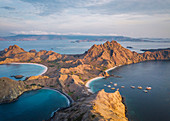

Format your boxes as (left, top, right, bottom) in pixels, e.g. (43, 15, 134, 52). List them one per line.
(0, 40, 169, 120)
(0, 77, 41, 103)
(0, 45, 64, 63)
(82, 41, 170, 69)
(51, 89, 128, 121)
(0, 40, 169, 101)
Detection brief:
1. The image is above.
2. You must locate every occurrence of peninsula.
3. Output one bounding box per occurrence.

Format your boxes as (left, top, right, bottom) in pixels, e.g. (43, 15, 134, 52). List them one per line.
(0, 40, 169, 121)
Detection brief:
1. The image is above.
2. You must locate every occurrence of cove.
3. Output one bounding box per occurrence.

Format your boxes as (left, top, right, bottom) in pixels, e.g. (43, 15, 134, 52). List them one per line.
(0, 63, 47, 81)
(89, 61, 170, 121)
(0, 88, 70, 121)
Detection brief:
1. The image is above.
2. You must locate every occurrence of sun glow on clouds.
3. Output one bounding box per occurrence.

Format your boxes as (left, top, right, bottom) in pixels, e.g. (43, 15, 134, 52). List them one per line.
(0, 0, 170, 37)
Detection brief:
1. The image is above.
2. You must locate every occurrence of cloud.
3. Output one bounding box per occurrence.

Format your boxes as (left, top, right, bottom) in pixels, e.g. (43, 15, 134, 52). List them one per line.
(20, 0, 170, 16)
(1, 0, 170, 38)
(0, 6, 15, 10)
(88, 0, 170, 15)
(12, 30, 119, 36)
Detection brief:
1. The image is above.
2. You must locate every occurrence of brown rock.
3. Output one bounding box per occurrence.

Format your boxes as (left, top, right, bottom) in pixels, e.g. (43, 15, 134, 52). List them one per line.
(26, 75, 49, 81)
(12, 75, 24, 79)
(93, 89, 128, 121)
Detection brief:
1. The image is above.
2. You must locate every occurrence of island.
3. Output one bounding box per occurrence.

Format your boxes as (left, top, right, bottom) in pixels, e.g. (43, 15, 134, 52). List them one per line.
(0, 40, 169, 121)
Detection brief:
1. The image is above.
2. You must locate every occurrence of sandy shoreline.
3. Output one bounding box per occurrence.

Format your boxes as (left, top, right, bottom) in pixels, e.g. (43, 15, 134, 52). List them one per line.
(85, 77, 104, 93)
(85, 65, 121, 93)
(10, 62, 48, 75)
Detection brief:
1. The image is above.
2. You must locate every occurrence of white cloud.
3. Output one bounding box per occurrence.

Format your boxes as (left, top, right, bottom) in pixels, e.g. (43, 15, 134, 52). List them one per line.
(0, 0, 170, 38)
(12, 30, 119, 36)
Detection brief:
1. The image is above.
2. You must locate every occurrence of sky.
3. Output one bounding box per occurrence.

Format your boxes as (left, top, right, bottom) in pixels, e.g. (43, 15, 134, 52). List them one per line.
(0, 0, 170, 38)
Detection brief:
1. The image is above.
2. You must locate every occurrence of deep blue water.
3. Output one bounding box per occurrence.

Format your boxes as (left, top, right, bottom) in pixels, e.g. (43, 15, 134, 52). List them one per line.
(0, 63, 46, 81)
(0, 39, 170, 54)
(0, 89, 69, 121)
(89, 61, 170, 121)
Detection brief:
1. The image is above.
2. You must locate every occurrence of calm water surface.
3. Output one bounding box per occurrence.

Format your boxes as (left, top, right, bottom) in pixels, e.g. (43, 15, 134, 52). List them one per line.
(0, 39, 170, 54)
(89, 61, 170, 121)
(0, 63, 47, 80)
(0, 89, 70, 121)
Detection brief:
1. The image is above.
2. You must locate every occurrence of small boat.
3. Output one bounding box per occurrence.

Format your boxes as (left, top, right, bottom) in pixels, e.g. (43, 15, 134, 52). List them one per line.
(131, 86, 135, 89)
(108, 85, 111, 88)
(143, 90, 148, 93)
(146, 86, 152, 90)
(138, 86, 142, 89)
(114, 83, 117, 86)
(111, 87, 115, 90)
(121, 86, 125, 88)
(110, 82, 113, 84)
(104, 84, 107, 86)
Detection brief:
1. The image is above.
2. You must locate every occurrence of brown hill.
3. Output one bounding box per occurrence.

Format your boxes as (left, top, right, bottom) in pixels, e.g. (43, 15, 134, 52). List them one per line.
(0, 77, 41, 103)
(0, 46, 63, 63)
(82, 41, 170, 69)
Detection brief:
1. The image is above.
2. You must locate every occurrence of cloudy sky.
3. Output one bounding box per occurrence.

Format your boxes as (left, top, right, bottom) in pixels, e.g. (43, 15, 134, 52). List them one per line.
(0, 0, 170, 37)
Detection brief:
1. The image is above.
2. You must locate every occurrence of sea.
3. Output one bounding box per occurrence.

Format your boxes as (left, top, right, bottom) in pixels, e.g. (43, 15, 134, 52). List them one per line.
(0, 63, 47, 81)
(0, 37, 170, 121)
(0, 38, 170, 54)
(89, 61, 170, 121)
(0, 89, 70, 121)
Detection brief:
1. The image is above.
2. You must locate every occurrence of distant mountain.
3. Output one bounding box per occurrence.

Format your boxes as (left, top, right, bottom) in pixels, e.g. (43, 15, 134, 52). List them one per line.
(0, 35, 66, 41)
(0, 34, 170, 43)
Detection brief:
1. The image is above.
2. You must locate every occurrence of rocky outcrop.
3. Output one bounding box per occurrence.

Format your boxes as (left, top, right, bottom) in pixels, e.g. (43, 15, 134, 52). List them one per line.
(11, 75, 24, 79)
(51, 89, 128, 121)
(93, 89, 128, 121)
(0, 77, 41, 104)
(26, 75, 49, 81)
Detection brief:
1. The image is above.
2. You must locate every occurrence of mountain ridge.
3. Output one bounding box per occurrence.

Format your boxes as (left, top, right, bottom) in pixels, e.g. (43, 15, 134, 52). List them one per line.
(0, 40, 169, 121)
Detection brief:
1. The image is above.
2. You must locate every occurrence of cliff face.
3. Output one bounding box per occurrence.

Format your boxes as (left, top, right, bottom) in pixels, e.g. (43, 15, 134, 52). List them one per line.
(0, 77, 41, 103)
(51, 89, 128, 121)
(93, 89, 128, 121)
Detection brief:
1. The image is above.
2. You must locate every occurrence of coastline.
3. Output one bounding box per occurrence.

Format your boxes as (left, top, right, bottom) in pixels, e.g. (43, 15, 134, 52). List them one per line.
(43, 87, 74, 106)
(85, 65, 121, 93)
(0, 87, 42, 104)
(105, 65, 119, 73)
(9, 62, 48, 75)
(42, 88, 74, 119)
(85, 77, 104, 93)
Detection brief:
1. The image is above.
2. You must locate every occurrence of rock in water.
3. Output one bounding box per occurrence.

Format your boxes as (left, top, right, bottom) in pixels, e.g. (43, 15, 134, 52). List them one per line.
(13, 75, 24, 79)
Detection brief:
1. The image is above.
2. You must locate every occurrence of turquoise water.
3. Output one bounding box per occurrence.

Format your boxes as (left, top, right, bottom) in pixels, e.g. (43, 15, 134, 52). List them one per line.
(0, 63, 46, 81)
(0, 89, 70, 121)
(89, 61, 170, 121)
